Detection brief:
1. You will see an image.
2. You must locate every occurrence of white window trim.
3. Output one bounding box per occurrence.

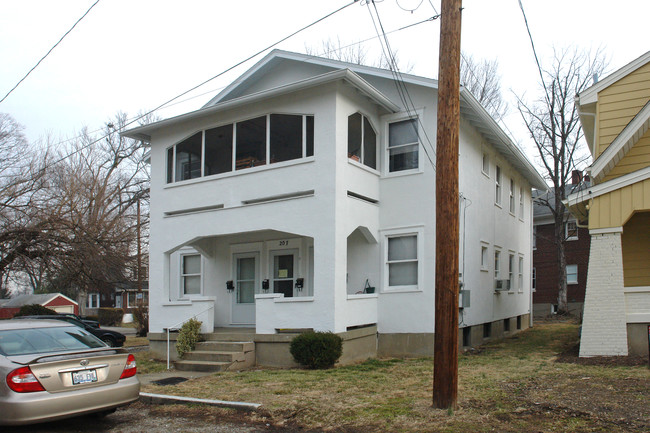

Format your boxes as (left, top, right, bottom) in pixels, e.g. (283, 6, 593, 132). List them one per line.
(348, 111, 378, 170)
(566, 264, 578, 285)
(518, 254, 524, 292)
(494, 247, 501, 280)
(480, 242, 489, 272)
(495, 165, 502, 207)
(381, 226, 424, 293)
(87, 293, 100, 309)
(180, 252, 203, 298)
(565, 220, 579, 241)
(508, 252, 515, 291)
(382, 109, 425, 177)
(519, 186, 525, 220)
(481, 151, 490, 178)
(509, 178, 516, 215)
(167, 113, 315, 184)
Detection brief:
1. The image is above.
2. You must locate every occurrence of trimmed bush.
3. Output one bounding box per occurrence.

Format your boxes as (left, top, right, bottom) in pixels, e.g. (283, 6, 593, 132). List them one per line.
(14, 304, 57, 317)
(290, 331, 343, 369)
(176, 318, 202, 357)
(97, 308, 124, 326)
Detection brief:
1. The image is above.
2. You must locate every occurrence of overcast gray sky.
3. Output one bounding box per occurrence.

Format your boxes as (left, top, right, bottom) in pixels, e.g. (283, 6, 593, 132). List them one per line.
(0, 0, 648, 157)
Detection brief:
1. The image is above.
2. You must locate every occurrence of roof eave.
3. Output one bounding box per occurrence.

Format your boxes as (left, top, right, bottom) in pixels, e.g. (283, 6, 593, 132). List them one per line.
(122, 68, 400, 141)
(460, 88, 547, 190)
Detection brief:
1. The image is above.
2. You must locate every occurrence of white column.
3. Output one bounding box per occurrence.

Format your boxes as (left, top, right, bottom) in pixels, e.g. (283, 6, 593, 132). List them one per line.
(579, 229, 628, 357)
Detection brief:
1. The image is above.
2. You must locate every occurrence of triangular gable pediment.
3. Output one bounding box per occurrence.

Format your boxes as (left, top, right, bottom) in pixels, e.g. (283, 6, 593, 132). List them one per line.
(204, 49, 438, 108)
(591, 100, 650, 183)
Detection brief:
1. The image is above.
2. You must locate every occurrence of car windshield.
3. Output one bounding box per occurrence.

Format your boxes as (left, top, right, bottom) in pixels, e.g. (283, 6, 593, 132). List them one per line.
(0, 326, 105, 356)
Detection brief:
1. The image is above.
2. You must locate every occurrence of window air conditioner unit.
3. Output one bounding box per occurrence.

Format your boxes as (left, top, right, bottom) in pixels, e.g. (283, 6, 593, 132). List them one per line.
(494, 279, 510, 291)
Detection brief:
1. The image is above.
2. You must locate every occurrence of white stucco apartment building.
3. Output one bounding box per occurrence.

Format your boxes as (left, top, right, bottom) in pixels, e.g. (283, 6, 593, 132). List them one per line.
(123, 50, 546, 365)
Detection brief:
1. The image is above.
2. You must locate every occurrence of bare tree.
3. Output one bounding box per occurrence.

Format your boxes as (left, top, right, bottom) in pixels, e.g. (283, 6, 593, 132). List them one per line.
(0, 112, 149, 300)
(37, 112, 149, 297)
(305, 37, 413, 72)
(516, 47, 606, 314)
(460, 53, 507, 119)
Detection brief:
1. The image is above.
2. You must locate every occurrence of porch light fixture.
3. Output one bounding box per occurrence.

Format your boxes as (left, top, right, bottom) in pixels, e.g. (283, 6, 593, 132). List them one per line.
(262, 279, 269, 292)
(226, 280, 234, 292)
(295, 278, 304, 291)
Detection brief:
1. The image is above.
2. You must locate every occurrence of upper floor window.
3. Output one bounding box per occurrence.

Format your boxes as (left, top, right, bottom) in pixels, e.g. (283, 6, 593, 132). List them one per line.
(566, 220, 578, 241)
(388, 118, 419, 172)
(533, 226, 537, 249)
(495, 165, 502, 205)
(519, 186, 524, 219)
(166, 114, 314, 183)
(348, 113, 377, 169)
(482, 152, 489, 176)
(509, 178, 515, 214)
(494, 249, 501, 279)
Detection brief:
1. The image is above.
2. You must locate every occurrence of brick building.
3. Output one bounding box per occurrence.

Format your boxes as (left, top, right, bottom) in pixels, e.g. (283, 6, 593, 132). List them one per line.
(532, 174, 591, 317)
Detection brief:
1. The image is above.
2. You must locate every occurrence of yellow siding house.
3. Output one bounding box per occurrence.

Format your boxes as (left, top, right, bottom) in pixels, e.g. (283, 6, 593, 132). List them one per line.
(566, 51, 650, 357)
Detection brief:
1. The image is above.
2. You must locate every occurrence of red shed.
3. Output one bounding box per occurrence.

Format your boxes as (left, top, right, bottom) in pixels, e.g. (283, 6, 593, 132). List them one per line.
(0, 293, 79, 319)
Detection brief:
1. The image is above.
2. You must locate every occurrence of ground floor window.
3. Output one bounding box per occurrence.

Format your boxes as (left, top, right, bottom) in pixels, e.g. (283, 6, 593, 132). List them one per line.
(181, 254, 202, 296)
(383, 227, 422, 292)
(566, 264, 578, 285)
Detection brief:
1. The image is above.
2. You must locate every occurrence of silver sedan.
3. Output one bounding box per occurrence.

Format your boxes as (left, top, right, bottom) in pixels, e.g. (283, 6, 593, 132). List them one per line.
(0, 319, 140, 426)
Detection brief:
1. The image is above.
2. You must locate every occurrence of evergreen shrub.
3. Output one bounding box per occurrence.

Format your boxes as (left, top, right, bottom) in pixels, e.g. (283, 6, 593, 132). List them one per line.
(97, 308, 124, 326)
(290, 331, 343, 369)
(176, 318, 202, 357)
(14, 304, 57, 316)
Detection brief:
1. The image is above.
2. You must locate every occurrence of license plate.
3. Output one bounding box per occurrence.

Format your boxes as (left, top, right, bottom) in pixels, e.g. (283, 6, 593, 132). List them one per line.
(72, 369, 97, 385)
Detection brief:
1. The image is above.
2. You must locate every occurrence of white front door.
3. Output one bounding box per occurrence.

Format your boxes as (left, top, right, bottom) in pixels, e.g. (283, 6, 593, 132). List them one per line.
(232, 252, 259, 325)
(270, 249, 298, 298)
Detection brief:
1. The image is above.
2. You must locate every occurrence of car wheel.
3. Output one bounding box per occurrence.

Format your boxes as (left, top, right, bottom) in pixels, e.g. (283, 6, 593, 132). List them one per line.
(101, 336, 117, 347)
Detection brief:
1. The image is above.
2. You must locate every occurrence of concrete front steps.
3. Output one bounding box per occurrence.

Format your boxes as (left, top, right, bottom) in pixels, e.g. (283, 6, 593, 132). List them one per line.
(175, 339, 255, 372)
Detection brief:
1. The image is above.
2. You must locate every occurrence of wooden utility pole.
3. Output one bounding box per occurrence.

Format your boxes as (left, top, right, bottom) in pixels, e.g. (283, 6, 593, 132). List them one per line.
(433, 0, 462, 409)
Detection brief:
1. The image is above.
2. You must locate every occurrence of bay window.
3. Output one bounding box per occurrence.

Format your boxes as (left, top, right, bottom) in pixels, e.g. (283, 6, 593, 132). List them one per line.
(166, 114, 314, 183)
(348, 113, 377, 169)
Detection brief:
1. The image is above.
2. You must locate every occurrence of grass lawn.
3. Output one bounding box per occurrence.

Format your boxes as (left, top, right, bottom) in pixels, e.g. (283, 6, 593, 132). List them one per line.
(140, 320, 649, 432)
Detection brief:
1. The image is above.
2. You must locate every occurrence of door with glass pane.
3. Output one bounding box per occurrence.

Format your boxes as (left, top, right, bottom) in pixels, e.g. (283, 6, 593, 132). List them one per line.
(270, 250, 298, 298)
(232, 253, 259, 324)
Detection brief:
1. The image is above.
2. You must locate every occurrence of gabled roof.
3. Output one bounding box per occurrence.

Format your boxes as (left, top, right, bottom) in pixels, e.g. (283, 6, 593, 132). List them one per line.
(123, 50, 546, 190)
(204, 49, 439, 107)
(2, 293, 78, 308)
(577, 51, 650, 152)
(578, 51, 650, 106)
(123, 68, 400, 142)
(590, 100, 650, 183)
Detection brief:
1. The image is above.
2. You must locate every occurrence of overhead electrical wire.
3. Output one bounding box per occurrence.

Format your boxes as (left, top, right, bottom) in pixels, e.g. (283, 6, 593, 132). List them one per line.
(366, 1, 439, 170)
(39, 0, 360, 169)
(34, 4, 438, 167)
(0, 0, 102, 105)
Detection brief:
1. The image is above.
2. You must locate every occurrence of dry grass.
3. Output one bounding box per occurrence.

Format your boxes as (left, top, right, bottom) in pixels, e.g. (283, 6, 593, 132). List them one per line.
(141, 321, 650, 432)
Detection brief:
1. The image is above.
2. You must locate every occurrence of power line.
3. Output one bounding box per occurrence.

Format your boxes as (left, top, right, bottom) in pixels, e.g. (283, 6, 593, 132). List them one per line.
(31, 4, 436, 164)
(42, 0, 359, 169)
(0, 0, 102, 105)
(366, 1, 439, 169)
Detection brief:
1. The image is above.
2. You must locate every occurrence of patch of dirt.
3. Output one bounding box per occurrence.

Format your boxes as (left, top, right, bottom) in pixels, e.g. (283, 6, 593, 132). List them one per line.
(556, 342, 649, 366)
(500, 375, 650, 432)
